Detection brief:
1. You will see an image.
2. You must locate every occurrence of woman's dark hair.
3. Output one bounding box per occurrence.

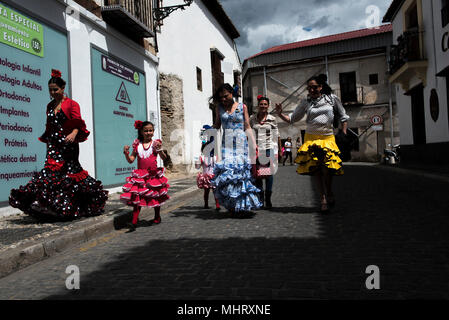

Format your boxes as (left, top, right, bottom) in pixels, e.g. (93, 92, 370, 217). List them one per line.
(308, 74, 332, 95)
(257, 96, 270, 104)
(48, 73, 66, 88)
(210, 83, 234, 104)
(137, 121, 155, 142)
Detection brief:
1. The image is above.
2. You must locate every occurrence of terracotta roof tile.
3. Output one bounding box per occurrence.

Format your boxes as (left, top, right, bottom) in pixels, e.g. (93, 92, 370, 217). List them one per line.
(247, 24, 392, 60)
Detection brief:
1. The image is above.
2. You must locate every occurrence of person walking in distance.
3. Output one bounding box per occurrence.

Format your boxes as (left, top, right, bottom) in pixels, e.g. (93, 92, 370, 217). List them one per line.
(275, 74, 349, 213)
(283, 137, 293, 166)
(121, 121, 170, 231)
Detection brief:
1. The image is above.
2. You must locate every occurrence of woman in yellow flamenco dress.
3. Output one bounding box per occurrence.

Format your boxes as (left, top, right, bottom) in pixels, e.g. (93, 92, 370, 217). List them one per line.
(275, 74, 349, 212)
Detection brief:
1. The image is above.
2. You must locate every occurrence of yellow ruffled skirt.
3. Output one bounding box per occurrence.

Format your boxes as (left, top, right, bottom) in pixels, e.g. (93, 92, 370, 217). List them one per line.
(294, 133, 344, 175)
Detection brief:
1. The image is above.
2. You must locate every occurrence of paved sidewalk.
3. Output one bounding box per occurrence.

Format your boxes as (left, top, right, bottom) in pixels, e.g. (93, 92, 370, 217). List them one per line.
(0, 174, 198, 278)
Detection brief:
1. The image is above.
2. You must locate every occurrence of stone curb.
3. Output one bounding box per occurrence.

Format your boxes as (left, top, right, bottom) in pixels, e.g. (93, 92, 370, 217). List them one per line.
(0, 184, 200, 279)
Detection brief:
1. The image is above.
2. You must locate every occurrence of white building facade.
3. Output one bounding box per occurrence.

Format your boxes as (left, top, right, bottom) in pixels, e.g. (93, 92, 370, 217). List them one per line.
(0, 0, 159, 215)
(156, 0, 241, 169)
(383, 0, 449, 164)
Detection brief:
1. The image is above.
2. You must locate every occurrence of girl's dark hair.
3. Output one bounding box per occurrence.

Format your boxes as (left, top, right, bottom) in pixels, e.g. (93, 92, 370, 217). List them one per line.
(308, 74, 332, 95)
(137, 121, 155, 142)
(201, 141, 215, 157)
(210, 83, 234, 104)
(48, 76, 66, 88)
(257, 96, 270, 104)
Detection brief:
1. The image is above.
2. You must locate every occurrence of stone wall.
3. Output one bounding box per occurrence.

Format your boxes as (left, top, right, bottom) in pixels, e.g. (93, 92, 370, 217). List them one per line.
(159, 73, 186, 172)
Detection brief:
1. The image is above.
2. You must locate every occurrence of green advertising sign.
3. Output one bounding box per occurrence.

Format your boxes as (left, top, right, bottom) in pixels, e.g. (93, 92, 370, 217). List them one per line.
(0, 3, 44, 57)
(91, 47, 147, 186)
(0, 2, 68, 203)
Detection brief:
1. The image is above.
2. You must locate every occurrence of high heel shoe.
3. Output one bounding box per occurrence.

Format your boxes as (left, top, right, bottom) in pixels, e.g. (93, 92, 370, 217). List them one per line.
(320, 201, 329, 213)
(327, 194, 335, 207)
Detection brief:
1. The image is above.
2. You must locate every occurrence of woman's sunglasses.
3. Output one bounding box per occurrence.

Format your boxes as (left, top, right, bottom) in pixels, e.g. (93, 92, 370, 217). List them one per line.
(307, 85, 321, 91)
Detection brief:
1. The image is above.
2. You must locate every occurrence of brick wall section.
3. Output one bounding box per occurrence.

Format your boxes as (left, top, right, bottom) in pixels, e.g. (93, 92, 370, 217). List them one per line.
(73, 0, 102, 18)
(159, 73, 186, 172)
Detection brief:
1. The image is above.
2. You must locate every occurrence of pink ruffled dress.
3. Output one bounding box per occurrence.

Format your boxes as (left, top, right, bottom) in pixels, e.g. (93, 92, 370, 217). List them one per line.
(196, 155, 217, 189)
(120, 139, 170, 207)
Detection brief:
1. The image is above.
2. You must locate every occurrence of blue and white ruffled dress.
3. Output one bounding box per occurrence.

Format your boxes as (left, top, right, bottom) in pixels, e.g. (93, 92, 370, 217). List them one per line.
(212, 103, 262, 212)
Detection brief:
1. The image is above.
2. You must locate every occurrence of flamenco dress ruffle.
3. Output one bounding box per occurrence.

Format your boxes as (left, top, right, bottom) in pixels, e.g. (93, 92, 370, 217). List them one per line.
(9, 103, 108, 219)
(294, 133, 344, 175)
(212, 154, 262, 212)
(197, 173, 215, 189)
(9, 158, 109, 218)
(120, 167, 170, 207)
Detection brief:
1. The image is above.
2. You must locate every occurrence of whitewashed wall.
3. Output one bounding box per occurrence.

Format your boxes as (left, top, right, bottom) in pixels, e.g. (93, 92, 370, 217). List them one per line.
(157, 0, 241, 166)
(392, 0, 449, 145)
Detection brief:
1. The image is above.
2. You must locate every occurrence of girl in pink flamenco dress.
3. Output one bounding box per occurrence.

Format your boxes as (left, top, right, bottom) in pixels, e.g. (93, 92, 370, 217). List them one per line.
(195, 142, 220, 211)
(120, 121, 170, 231)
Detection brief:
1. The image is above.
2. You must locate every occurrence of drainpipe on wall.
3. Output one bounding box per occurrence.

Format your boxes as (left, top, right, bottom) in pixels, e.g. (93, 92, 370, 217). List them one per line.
(263, 67, 268, 96)
(387, 46, 395, 146)
(325, 55, 329, 80)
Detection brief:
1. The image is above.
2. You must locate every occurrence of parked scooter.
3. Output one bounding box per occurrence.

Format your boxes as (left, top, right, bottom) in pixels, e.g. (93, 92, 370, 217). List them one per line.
(383, 144, 400, 164)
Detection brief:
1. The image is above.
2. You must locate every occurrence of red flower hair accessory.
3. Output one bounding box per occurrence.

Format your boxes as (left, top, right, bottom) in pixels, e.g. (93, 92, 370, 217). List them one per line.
(257, 95, 263, 100)
(134, 120, 143, 130)
(51, 69, 62, 78)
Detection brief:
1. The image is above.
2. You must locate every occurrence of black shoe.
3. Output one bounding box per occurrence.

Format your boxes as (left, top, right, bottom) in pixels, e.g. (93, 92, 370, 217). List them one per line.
(126, 223, 137, 232)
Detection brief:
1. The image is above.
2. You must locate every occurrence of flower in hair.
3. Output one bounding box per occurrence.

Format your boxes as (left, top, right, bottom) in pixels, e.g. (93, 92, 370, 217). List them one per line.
(51, 69, 62, 78)
(134, 120, 143, 130)
(257, 95, 263, 100)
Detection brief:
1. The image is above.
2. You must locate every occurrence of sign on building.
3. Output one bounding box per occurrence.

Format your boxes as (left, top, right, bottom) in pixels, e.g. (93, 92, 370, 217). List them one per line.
(91, 48, 147, 186)
(0, 1, 68, 203)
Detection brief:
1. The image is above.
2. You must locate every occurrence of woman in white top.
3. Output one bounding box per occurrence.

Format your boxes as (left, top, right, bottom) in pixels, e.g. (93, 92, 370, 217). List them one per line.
(283, 137, 293, 165)
(275, 74, 349, 212)
(249, 95, 281, 209)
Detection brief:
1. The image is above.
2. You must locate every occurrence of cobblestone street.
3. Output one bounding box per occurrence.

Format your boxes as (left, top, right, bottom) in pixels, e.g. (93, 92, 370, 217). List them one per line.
(0, 164, 448, 300)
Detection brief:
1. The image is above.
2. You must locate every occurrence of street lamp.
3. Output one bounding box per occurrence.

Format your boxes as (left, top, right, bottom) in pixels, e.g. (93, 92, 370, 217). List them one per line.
(153, 0, 193, 27)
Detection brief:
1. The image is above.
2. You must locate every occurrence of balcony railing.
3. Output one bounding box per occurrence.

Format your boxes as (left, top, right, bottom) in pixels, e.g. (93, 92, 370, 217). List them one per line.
(107, 0, 152, 30)
(333, 87, 365, 106)
(389, 30, 423, 75)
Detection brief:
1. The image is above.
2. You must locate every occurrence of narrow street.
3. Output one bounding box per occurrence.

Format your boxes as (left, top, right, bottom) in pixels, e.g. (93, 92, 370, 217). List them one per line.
(0, 164, 448, 299)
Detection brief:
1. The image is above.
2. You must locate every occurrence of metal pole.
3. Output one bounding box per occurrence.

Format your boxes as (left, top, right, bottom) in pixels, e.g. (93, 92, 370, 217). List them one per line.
(387, 47, 395, 146)
(263, 67, 268, 96)
(325, 55, 329, 80)
(388, 82, 395, 146)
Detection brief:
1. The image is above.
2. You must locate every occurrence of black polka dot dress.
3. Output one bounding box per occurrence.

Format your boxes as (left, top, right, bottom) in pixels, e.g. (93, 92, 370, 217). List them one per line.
(9, 107, 108, 219)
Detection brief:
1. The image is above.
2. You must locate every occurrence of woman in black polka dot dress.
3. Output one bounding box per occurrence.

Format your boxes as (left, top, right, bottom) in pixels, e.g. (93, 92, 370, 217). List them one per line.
(9, 69, 108, 219)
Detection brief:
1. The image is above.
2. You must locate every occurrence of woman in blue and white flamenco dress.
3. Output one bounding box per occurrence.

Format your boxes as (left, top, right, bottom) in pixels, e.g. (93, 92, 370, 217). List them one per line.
(211, 83, 262, 213)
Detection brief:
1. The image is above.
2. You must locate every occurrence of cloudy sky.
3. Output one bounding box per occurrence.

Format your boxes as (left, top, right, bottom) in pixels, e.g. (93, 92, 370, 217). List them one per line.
(220, 0, 392, 61)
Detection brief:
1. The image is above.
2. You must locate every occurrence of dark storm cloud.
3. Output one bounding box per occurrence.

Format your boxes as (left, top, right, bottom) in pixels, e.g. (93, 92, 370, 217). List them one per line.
(220, 0, 392, 60)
